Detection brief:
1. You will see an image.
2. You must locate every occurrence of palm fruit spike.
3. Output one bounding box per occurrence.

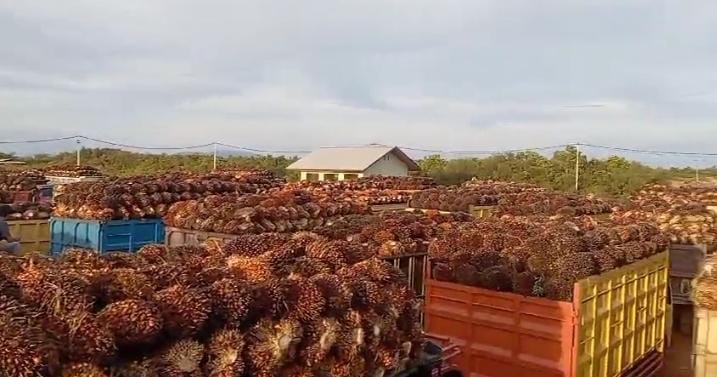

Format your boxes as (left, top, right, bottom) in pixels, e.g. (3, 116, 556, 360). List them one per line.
(154, 285, 211, 338)
(158, 339, 205, 377)
(298, 317, 339, 367)
(244, 318, 303, 376)
(97, 299, 163, 346)
(0, 312, 52, 377)
(309, 273, 352, 316)
(60, 363, 110, 377)
(282, 277, 326, 322)
(205, 328, 245, 377)
(210, 278, 251, 326)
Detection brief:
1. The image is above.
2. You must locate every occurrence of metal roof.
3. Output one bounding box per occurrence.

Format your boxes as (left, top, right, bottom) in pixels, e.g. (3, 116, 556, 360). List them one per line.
(287, 145, 420, 172)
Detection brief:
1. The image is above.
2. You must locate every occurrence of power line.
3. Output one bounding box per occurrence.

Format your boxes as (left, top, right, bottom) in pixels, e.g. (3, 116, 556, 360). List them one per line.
(580, 143, 717, 157)
(0, 135, 80, 144)
(215, 142, 311, 155)
(2, 134, 717, 158)
(79, 136, 215, 151)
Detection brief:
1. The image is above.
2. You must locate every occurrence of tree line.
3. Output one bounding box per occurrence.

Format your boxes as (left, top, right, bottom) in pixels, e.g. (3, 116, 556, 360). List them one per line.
(2, 147, 716, 197)
(419, 146, 717, 197)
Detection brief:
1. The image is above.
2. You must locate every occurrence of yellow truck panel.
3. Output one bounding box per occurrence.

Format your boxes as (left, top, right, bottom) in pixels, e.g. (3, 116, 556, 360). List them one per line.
(9, 219, 50, 255)
(694, 308, 717, 377)
(576, 252, 668, 377)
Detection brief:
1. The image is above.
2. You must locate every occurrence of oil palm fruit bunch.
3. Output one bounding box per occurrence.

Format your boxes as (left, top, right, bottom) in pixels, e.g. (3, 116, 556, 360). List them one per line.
(0, 239, 418, 377)
(428, 215, 669, 300)
(54, 171, 285, 220)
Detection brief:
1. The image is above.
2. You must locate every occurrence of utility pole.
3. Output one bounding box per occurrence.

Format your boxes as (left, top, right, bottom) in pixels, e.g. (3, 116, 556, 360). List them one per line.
(574, 143, 580, 192)
(76, 138, 81, 167)
(213, 143, 218, 171)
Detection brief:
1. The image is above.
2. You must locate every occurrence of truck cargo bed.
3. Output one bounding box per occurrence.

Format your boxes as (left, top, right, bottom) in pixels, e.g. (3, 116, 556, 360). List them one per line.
(425, 252, 669, 377)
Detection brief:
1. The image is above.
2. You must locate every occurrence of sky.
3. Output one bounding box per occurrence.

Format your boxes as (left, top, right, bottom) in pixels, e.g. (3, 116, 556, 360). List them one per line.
(1, 1, 716, 165)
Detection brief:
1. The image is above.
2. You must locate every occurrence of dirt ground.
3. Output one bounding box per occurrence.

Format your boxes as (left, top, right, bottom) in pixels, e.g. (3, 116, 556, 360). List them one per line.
(657, 331, 693, 377)
(657, 306, 694, 377)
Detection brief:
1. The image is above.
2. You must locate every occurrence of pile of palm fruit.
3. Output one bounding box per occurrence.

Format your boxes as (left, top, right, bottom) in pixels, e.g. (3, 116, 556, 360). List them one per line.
(695, 254, 717, 310)
(428, 216, 669, 301)
(45, 165, 104, 178)
(164, 190, 371, 235)
(0, 169, 48, 191)
(286, 176, 436, 205)
(410, 183, 611, 217)
(0, 235, 422, 377)
(0, 202, 53, 220)
(53, 171, 285, 220)
(612, 183, 717, 247)
(495, 191, 613, 217)
(311, 210, 472, 257)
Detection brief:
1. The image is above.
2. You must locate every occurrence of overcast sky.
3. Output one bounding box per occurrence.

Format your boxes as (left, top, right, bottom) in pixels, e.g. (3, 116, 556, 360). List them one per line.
(1, 1, 716, 164)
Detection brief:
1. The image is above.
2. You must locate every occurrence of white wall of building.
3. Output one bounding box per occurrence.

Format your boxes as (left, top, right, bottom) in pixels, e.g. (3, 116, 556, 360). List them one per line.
(299, 171, 365, 181)
(363, 151, 409, 177)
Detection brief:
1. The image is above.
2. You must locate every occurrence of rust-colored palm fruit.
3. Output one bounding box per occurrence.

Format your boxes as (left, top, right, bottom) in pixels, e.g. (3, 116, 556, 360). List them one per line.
(359, 311, 381, 351)
(543, 277, 574, 301)
(0, 271, 21, 299)
(154, 285, 212, 338)
(427, 236, 457, 263)
(551, 252, 598, 282)
(309, 273, 352, 316)
(432, 263, 454, 282)
(205, 328, 245, 377)
(323, 356, 366, 377)
(111, 359, 156, 377)
(335, 310, 364, 361)
(261, 243, 303, 271)
(101, 252, 146, 270)
(287, 256, 333, 278)
(223, 233, 289, 257)
(248, 279, 286, 320)
(454, 264, 480, 286)
(582, 231, 605, 251)
(15, 261, 89, 310)
(58, 248, 109, 270)
(298, 317, 339, 367)
(373, 230, 396, 245)
(226, 255, 275, 283)
(513, 271, 538, 296)
(59, 310, 117, 362)
(378, 241, 405, 257)
(283, 277, 327, 322)
(481, 232, 506, 251)
(479, 265, 513, 292)
(290, 231, 326, 245)
(244, 318, 303, 376)
(92, 268, 154, 305)
(138, 244, 170, 264)
(376, 346, 400, 370)
(97, 299, 163, 346)
(157, 339, 205, 377)
(592, 249, 618, 273)
(141, 263, 193, 291)
(350, 280, 382, 309)
(305, 240, 350, 271)
(455, 231, 484, 254)
(210, 278, 251, 327)
(60, 363, 109, 377)
(343, 242, 374, 266)
(0, 312, 53, 377)
(470, 249, 504, 271)
(277, 364, 309, 377)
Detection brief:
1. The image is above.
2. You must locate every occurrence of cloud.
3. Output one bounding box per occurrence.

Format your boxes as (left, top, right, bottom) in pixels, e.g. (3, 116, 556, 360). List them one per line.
(0, 0, 716, 165)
